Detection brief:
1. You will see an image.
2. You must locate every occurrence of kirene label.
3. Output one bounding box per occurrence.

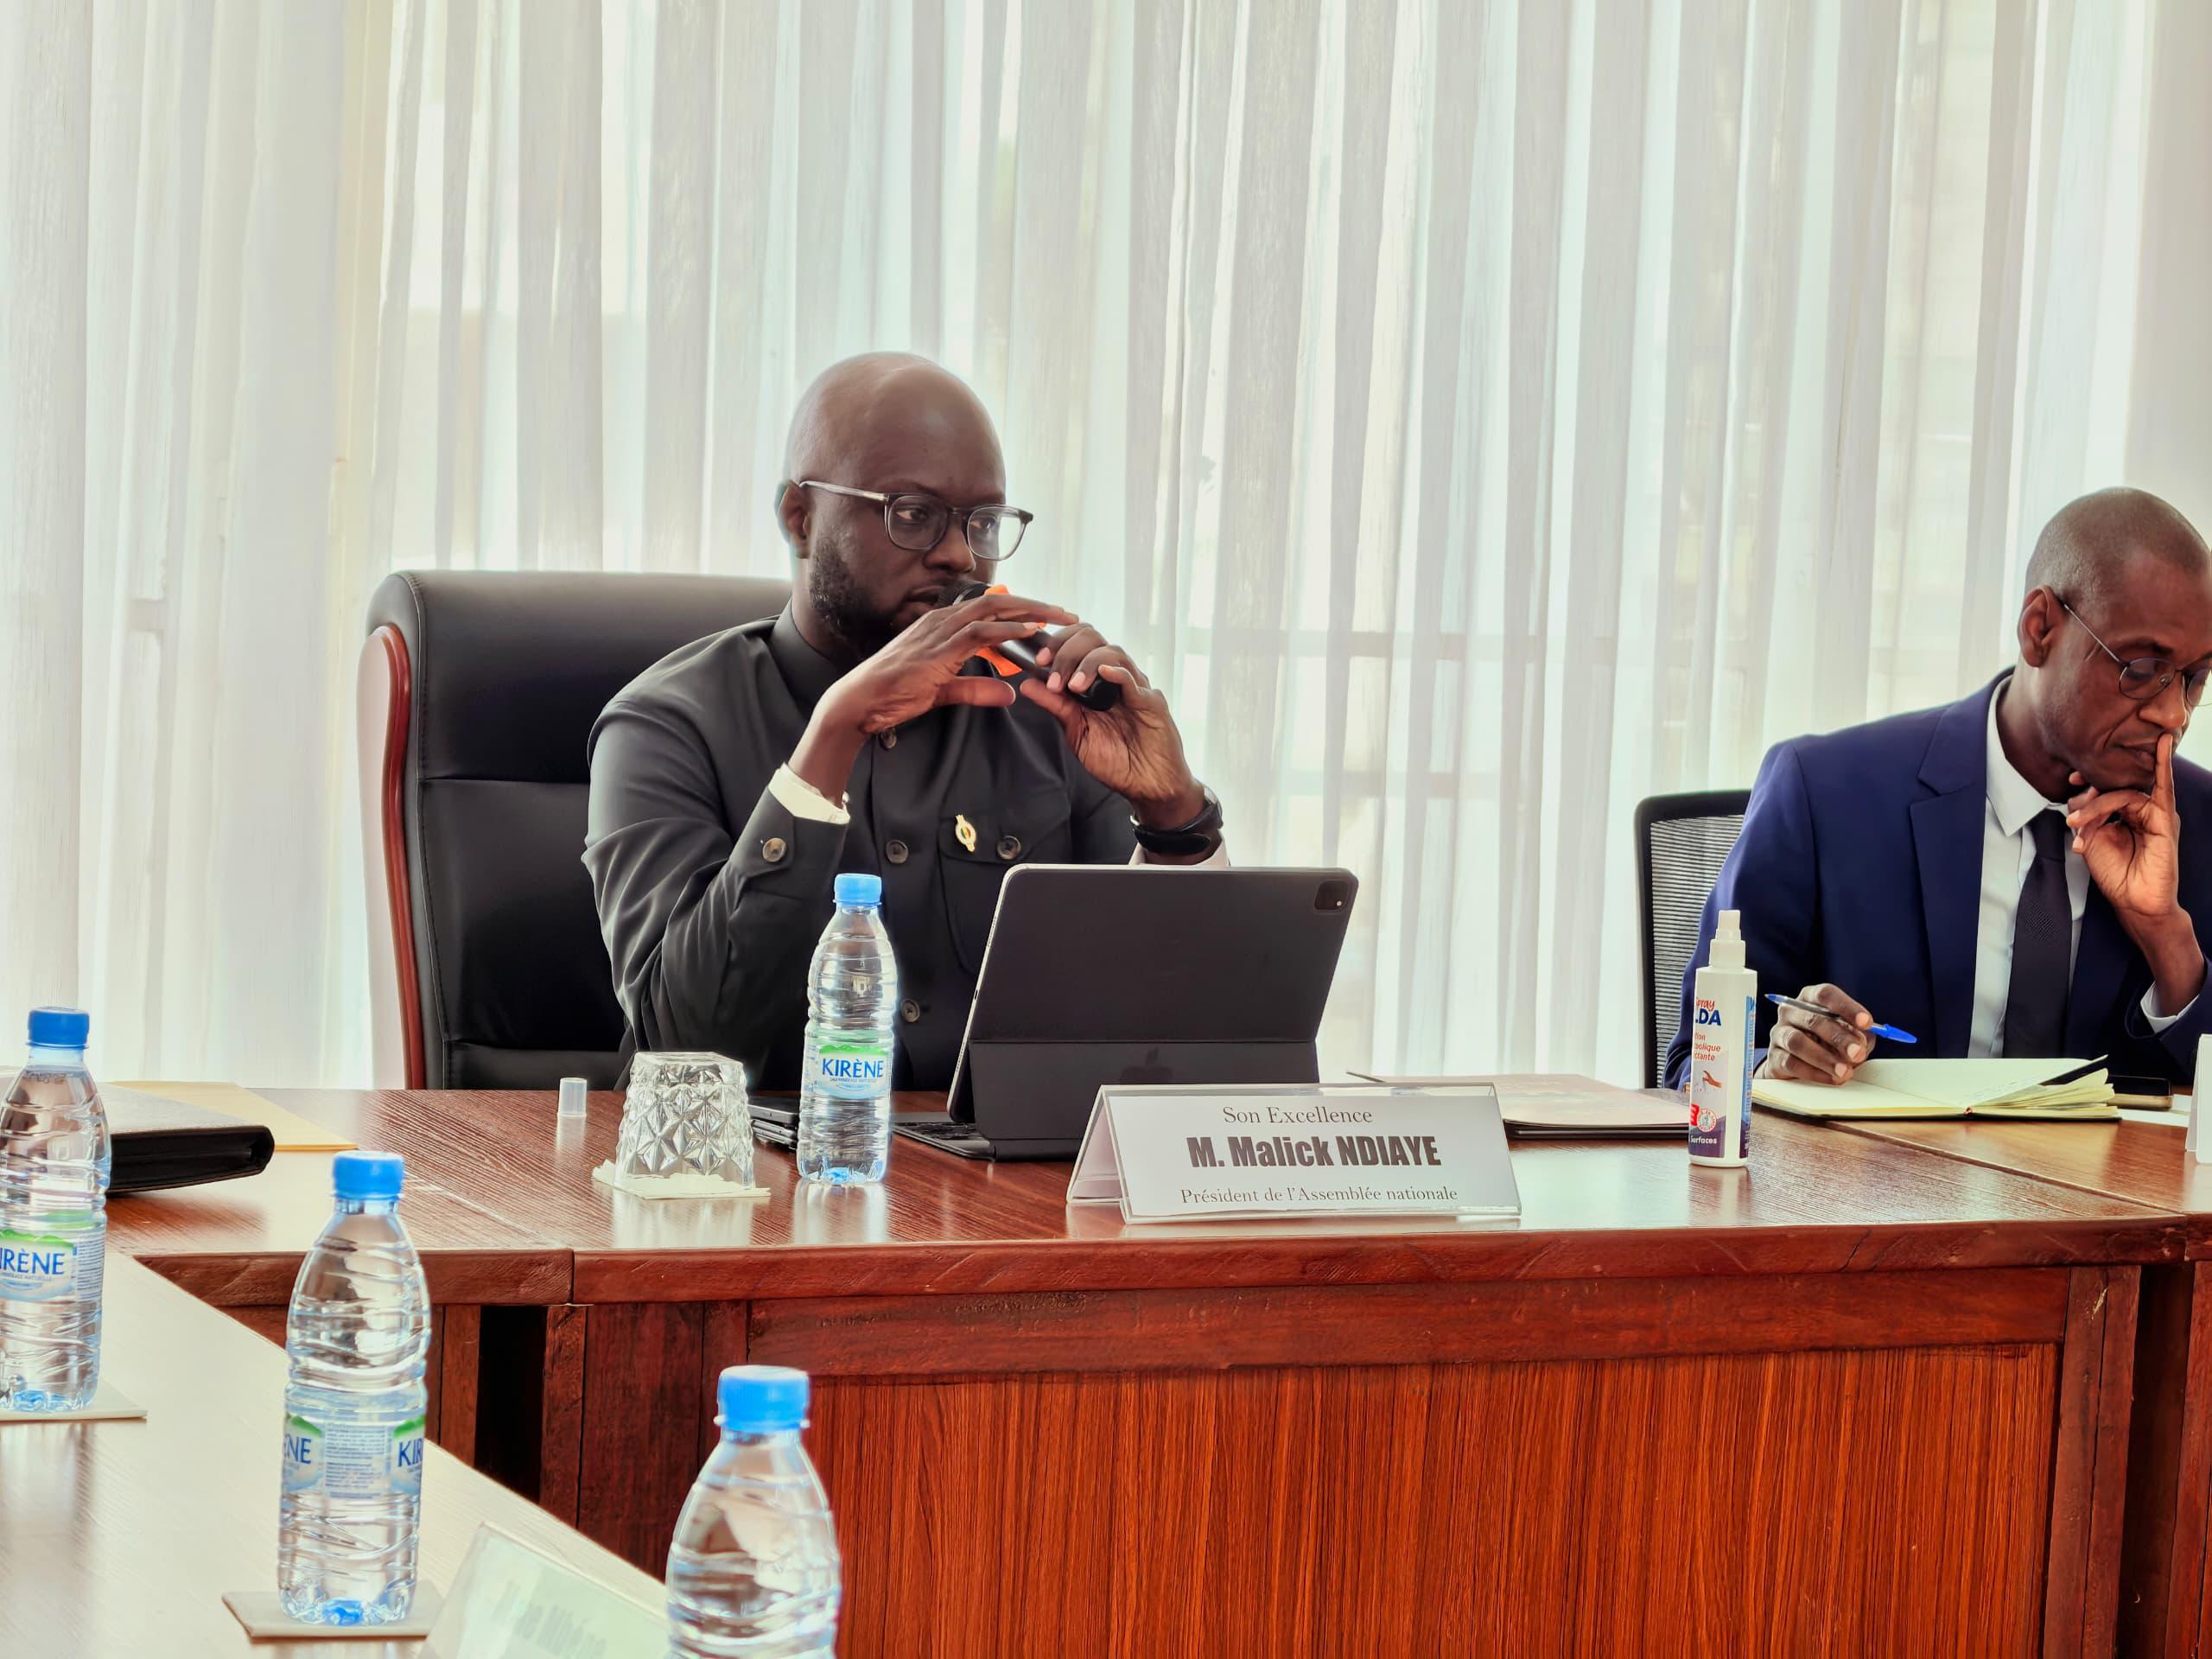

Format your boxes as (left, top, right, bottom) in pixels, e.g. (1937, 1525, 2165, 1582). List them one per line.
(0, 1222, 101, 1306)
(282, 1414, 323, 1494)
(810, 1038, 891, 1097)
(282, 1410, 427, 1500)
(394, 1418, 426, 1497)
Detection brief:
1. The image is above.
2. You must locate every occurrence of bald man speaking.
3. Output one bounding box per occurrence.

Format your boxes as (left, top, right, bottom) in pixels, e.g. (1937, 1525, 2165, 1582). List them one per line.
(1667, 487, 2212, 1089)
(584, 353, 1222, 1090)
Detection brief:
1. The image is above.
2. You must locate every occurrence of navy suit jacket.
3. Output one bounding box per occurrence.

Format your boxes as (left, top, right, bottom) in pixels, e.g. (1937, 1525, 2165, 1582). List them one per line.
(1663, 678, 2212, 1088)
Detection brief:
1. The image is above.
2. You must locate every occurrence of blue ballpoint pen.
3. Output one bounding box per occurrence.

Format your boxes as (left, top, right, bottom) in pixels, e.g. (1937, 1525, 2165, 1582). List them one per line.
(1764, 993, 1918, 1045)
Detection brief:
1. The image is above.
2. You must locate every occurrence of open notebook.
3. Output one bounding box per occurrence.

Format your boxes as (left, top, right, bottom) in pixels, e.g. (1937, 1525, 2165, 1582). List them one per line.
(1751, 1058, 2119, 1122)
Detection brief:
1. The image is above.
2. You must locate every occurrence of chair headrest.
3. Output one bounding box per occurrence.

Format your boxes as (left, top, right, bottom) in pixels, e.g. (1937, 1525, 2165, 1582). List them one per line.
(367, 569, 791, 782)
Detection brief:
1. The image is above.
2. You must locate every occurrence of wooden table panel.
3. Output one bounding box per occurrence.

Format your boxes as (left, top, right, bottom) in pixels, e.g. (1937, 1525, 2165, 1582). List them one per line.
(562, 1259, 2123, 1654)
(569, 1303, 709, 1567)
(1828, 1113, 2212, 1658)
(216, 1087, 2187, 1653)
(746, 1268, 2071, 1375)
(0, 1253, 657, 1657)
(107, 1151, 571, 1486)
(2049, 1265, 2142, 1654)
(1831, 1116, 2212, 1247)
(212, 1302, 484, 1463)
(261, 1088, 2185, 1303)
(111, 1150, 569, 1306)
(807, 1344, 2060, 1658)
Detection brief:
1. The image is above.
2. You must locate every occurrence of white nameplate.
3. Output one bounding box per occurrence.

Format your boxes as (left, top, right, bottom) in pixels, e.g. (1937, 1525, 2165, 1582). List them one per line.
(424, 1524, 664, 1657)
(1068, 1084, 1519, 1223)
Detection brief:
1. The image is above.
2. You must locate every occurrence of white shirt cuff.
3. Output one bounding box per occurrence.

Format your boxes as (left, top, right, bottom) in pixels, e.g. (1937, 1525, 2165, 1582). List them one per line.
(2141, 966, 2208, 1033)
(1131, 840, 1229, 868)
(768, 765, 850, 826)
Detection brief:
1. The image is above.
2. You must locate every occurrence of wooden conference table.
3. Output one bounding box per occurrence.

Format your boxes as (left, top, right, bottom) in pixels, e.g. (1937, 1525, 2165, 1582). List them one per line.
(103, 1082, 2189, 1657)
(1829, 1111, 2212, 1659)
(0, 1250, 658, 1658)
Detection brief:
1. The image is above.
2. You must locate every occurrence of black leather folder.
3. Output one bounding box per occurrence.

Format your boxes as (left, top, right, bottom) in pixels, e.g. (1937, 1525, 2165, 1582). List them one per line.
(104, 1086, 276, 1194)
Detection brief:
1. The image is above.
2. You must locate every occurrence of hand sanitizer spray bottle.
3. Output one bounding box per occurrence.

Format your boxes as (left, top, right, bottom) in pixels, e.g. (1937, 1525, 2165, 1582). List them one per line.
(1688, 910, 1755, 1166)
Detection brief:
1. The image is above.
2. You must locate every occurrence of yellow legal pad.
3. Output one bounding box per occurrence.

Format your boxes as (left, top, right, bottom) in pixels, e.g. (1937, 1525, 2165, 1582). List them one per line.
(1752, 1058, 2120, 1122)
(111, 1081, 358, 1152)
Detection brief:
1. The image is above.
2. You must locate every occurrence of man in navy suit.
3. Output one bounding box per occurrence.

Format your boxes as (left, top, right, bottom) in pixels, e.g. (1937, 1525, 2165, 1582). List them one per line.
(1667, 487, 2212, 1089)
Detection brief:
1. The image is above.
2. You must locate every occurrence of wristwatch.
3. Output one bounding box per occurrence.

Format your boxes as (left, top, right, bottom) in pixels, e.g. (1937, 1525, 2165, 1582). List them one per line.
(1131, 784, 1224, 859)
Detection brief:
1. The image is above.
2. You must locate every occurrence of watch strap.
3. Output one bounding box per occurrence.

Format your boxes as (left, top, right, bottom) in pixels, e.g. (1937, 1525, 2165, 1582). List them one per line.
(1131, 785, 1224, 857)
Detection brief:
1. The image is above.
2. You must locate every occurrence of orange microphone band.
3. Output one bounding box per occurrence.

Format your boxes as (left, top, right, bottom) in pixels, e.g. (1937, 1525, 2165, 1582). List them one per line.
(970, 583, 1024, 678)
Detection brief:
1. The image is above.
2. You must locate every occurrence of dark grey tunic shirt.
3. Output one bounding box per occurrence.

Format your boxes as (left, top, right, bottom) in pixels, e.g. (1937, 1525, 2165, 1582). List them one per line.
(583, 607, 1137, 1090)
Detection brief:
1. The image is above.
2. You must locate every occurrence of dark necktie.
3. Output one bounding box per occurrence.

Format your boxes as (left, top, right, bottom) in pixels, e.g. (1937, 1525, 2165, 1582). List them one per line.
(2001, 810, 2072, 1057)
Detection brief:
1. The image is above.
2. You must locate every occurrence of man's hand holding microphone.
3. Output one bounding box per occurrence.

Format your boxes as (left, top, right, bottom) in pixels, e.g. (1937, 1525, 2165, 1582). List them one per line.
(788, 584, 1205, 831)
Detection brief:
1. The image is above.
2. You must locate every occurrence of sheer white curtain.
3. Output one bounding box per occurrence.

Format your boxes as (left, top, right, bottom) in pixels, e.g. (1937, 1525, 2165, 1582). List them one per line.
(1, 0, 2196, 1087)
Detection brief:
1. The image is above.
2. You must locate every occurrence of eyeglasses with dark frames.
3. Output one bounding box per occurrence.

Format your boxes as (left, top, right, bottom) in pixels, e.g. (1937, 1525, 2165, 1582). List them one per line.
(2057, 595, 2212, 709)
(795, 480, 1033, 562)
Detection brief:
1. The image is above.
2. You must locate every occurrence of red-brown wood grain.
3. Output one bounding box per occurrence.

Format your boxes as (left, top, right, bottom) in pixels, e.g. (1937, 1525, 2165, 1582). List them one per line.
(357, 623, 424, 1090)
(2178, 1264, 2212, 1658)
(539, 1303, 588, 1525)
(2045, 1267, 2142, 1656)
(111, 1150, 568, 1306)
(2118, 1262, 2211, 1656)
(745, 1268, 2069, 1376)
(802, 1345, 2063, 1657)
(613, 1265, 2126, 1654)
(573, 1303, 707, 1569)
(1835, 1116, 2212, 1253)
(1831, 1115, 2212, 1658)
(438, 1303, 483, 1462)
(101, 1085, 2186, 1653)
(256, 1087, 2185, 1306)
(216, 1300, 483, 1459)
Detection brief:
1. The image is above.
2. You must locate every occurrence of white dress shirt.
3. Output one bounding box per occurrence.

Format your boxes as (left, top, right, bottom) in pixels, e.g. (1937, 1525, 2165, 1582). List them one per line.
(1968, 684, 2187, 1055)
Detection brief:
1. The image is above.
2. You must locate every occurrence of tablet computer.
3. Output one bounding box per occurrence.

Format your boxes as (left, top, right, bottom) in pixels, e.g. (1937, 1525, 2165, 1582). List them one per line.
(897, 864, 1357, 1160)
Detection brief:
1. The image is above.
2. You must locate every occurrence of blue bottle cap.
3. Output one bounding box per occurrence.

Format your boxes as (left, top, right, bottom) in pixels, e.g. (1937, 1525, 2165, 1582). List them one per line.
(717, 1364, 808, 1433)
(834, 873, 883, 907)
(28, 1007, 90, 1049)
(333, 1151, 405, 1202)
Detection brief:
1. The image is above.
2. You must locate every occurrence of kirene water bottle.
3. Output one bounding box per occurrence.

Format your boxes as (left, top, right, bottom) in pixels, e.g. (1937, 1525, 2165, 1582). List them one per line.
(278, 1151, 429, 1625)
(796, 873, 898, 1185)
(666, 1365, 842, 1657)
(0, 1007, 110, 1412)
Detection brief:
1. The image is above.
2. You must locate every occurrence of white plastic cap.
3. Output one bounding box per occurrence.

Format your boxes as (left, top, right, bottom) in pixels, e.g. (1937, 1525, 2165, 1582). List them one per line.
(557, 1077, 588, 1117)
(1710, 909, 1746, 970)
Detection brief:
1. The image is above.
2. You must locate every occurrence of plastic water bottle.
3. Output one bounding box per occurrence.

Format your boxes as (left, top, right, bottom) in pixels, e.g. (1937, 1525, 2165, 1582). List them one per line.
(278, 1151, 429, 1625)
(666, 1364, 842, 1656)
(0, 1007, 110, 1412)
(797, 873, 898, 1185)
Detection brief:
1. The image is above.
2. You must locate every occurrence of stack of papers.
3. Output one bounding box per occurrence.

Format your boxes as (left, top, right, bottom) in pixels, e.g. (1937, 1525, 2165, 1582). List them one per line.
(1752, 1058, 2118, 1122)
(1351, 1073, 1688, 1138)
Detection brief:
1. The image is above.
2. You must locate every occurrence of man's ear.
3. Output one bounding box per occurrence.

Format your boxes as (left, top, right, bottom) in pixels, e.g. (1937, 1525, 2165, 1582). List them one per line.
(777, 480, 809, 558)
(2018, 585, 2060, 668)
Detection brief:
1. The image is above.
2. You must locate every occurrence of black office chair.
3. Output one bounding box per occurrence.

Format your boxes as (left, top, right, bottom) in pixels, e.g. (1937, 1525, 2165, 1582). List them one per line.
(1635, 790, 1751, 1088)
(359, 569, 791, 1090)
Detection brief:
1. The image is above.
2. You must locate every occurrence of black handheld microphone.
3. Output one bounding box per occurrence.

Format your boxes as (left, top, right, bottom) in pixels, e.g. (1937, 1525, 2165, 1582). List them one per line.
(939, 579, 1122, 711)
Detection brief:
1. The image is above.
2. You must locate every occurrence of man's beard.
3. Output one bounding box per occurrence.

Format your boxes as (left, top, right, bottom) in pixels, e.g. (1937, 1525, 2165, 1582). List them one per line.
(806, 537, 899, 659)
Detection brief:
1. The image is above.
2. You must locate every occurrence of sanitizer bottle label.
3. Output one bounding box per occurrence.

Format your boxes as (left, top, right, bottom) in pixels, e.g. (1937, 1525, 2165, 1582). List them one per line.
(1687, 995, 1754, 1160)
